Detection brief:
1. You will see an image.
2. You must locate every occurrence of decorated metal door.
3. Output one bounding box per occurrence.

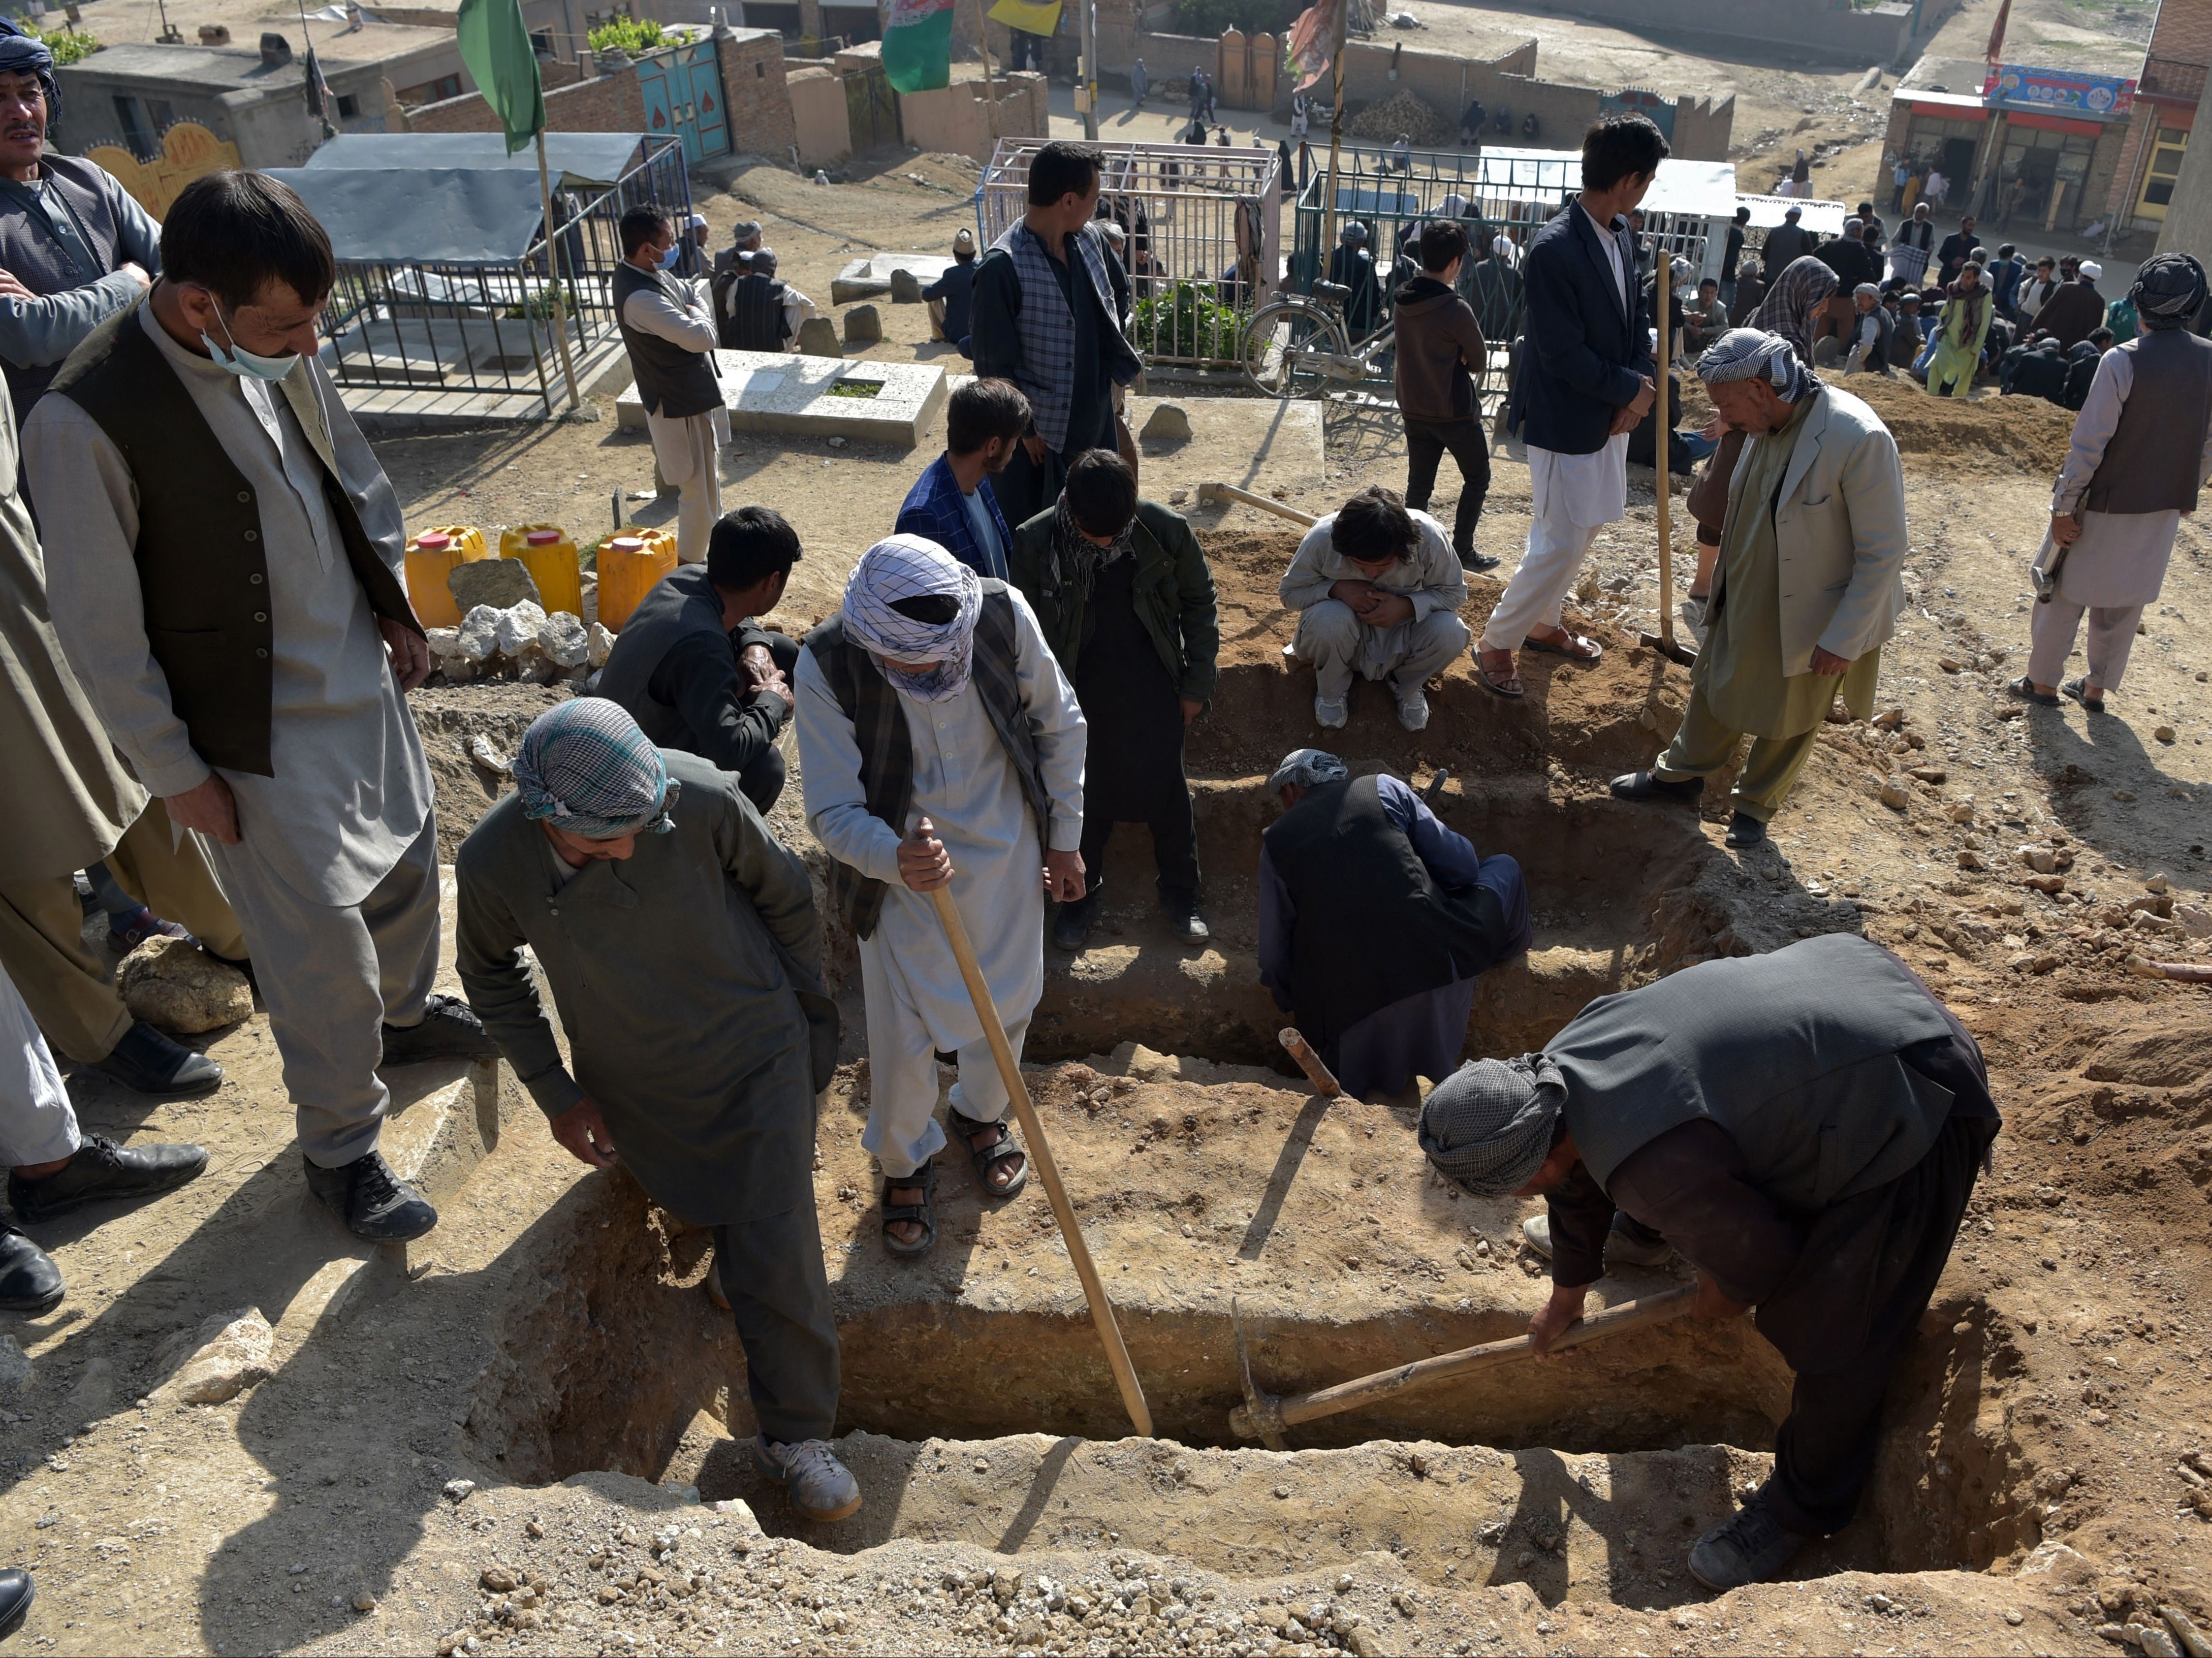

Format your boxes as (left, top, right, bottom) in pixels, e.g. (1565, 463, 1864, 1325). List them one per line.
(845, 63, 901, 153)
(637, 40, 731, 165)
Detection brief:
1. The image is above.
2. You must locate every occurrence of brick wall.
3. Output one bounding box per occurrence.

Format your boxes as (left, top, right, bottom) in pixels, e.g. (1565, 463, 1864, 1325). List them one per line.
(898, 69, 1048, 161)
(403, 58, 645, 134)
(715, 26, 798, 155)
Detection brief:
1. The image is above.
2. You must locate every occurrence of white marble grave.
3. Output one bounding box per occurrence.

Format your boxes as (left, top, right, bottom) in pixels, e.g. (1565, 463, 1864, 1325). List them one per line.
(615, 350, 948, 447)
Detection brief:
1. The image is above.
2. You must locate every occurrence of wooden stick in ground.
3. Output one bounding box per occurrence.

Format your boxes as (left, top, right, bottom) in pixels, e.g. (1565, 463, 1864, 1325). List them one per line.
(1278, 1027, 1341, 1098)
(1231, 1285, 1696, 1441)
(929, 881, 1155, 1438)
(1654, 250, 1673, 649)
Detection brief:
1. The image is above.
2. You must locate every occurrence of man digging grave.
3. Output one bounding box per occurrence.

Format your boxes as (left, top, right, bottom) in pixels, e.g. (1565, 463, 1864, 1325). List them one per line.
(1418, 933, 2000, 1591)
(795, 536, 1086, 1258)
(453, 699, 856, 1522)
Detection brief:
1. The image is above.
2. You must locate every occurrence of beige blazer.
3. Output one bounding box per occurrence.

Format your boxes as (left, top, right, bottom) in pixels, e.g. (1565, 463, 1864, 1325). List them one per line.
(1722, 382, 1909, 676)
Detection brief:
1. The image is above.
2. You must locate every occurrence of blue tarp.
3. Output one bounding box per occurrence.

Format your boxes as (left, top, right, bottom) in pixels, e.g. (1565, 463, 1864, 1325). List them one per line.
(300, 131, 649, 188)
(263, 166, 554, 265)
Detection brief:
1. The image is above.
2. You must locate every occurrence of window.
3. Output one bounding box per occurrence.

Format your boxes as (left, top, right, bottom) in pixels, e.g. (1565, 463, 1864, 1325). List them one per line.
(530, 27, 554, 55)
(112, 94, 154, 160)
(2137, 124, 2188, 218)
(336, 91, 360, 119)
(396, 72, 464, 105)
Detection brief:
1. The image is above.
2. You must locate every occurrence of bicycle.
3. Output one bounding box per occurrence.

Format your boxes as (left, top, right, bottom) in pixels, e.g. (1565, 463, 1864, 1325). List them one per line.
(1240, 280, 1395, 399)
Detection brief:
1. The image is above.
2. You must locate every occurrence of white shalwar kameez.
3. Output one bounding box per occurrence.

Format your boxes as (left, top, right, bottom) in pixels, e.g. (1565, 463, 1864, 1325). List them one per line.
(795, 589, 1086, 1179)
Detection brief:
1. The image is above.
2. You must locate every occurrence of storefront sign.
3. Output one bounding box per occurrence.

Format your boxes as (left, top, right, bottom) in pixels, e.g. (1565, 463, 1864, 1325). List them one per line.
(1984, 65, 2137, 117)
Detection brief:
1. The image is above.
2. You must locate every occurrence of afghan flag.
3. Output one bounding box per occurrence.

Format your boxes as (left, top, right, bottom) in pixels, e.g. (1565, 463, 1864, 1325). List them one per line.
(882, 0, 953, 93)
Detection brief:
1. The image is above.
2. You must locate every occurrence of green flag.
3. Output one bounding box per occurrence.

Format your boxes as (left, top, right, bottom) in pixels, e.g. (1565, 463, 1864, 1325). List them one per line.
(456, 0, 545, 154)
(881, 0, 953, 93)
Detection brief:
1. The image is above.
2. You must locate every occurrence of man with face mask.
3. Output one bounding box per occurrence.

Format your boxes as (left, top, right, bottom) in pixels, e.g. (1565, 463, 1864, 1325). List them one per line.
(615, 202, 725, 566)
(25, 170, 498, 1244)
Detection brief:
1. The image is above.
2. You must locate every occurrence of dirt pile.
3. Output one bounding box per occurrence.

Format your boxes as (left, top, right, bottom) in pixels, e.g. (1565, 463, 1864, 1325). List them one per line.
(1347, 90, 1449, 145)
(408, 682, 571, 858)
(1846, 373, 2075, 479)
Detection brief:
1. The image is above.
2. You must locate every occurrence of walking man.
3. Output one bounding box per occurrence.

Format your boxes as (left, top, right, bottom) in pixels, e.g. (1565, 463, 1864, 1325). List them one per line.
(1010, 449, 1218, 949)
(1393, 219, 1495, 570)
(1283, 485, 1469, 732)
(615, 203, 724, 565)
(1418, 933, 1999, 1590)
(2010, 255, 2212, 716)
(454, 700, 857, 1523)
(29, 171, 496, 1243)
(597, 505, 801, 815)
(971, 142, 1141, 527)
(894, 376, 1027, 581)
(794, 537, 1086, 1258)
(1611, 330, 1907, 848)
(1259, 750, 1531, 1103)
(1483, 114, 1664, 697)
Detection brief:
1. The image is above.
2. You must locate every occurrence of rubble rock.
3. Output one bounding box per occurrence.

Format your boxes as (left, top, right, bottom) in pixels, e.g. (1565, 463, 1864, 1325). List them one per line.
(2146, 873, 2170, 894)
(2175, 904, 2212, 938)
(2025, 874, 2066, 894)
(1957, 850, 1986, 871)
(1140, 402, 1193, 442)
(586, 621, 616, 667)
(117, 935, 254, 1033)
(0, 1334, 28, 1400)
(157, 1307, 273, 1405)
(1872, 706, 1907, 730)
(537, 610, 590, 669)
(1879, 781, 1910, 811)
(493, 600, 550, 658)
(888, 267, 924, 303)
(449, 558, 541, 613)
(2154, 725, 2176, 744)
(454, 605, 504, 663)
(2018, 845, 2060, 875)
(797, 316, 842, 357)
(844, 304, 883, 344)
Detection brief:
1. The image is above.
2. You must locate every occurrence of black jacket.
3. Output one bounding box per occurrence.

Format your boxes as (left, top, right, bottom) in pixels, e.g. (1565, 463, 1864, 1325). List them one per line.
(1507, 201, 1652, 456)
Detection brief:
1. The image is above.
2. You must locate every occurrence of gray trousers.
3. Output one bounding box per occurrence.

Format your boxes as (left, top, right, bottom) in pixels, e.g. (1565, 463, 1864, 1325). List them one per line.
(2028, 595, 2143, 691)
(715, 1198, 841, 1444)
(212, 815, 439, 1167)
(1293, 602, 1471, 702)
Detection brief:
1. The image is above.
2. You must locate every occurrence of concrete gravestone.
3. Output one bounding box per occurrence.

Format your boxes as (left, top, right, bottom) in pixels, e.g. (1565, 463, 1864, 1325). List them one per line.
(449, 558, 542, 613)
(845, 304, 884, 344)
(797, 316, 844, 357)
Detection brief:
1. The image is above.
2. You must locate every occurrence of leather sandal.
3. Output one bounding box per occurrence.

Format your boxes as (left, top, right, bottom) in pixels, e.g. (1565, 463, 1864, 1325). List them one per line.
(1523, 627, 1604, 663)
(1475, 647, 1525, 698)
(2006, 676, 2059, 708)
(2060, 677, 2106, 714)
(948, 1104, 1029, 1201)
(881, 1161, 937, 1258)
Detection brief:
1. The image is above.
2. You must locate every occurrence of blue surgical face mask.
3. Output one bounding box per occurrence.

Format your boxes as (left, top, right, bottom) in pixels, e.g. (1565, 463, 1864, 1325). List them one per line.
(658, 242, 683, 270)
(199, 290, 301, 382)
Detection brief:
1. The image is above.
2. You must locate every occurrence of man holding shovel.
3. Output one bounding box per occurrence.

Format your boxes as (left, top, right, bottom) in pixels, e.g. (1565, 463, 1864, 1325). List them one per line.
(1417, 934, 1998, 1591)
(794, 536, 1087, 1258)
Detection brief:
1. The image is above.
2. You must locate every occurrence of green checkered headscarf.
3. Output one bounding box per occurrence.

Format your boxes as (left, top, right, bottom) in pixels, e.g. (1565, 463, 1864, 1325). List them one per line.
(513, 700, 679, 839)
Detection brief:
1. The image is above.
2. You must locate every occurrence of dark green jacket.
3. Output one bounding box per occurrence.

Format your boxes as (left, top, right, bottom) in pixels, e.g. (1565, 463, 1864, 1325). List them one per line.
(1009, 499, 1220, 706)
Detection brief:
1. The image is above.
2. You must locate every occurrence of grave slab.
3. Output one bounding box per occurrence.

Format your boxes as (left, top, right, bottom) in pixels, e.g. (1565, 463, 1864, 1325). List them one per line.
(615, 349, 948, 447)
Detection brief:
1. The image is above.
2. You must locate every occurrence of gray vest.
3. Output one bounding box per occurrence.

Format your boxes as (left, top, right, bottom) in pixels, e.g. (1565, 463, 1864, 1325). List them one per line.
(594, 563, 724, 748)
(2083, 328, 2212, 516)
(0, 155, 137, 409)
(613, 261, 721, 419)
(990, 220, 1135, 451)
(1551, 934, 1961, 1212)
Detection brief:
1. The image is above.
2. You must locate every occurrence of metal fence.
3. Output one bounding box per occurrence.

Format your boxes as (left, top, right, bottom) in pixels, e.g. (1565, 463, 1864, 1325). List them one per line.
(317, 136, 691, 410)
(977, 137, 1283, 370)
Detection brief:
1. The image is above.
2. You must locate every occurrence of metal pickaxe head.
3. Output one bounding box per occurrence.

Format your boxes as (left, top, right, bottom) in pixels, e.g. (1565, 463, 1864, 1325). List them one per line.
(1228, 1296, 1290, 1450)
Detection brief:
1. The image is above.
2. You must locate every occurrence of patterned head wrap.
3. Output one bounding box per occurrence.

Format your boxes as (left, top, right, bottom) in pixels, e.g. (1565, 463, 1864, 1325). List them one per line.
(1417, 1055, 1567, 1195)
(1853, 282, 1879, 302)
(1748, 254, 1839, 364)
(514, 700, 679, 839)
(1265, 748, 1348, 794)
(2132, 252, 2206, 326)
(841, 534, 984, 704)
(1697, 326, 1816, 403)
(0, 19, 58, 114)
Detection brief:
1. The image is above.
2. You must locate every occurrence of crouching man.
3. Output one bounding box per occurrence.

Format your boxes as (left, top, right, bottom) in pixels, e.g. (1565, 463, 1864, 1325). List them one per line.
(1417, 934, 1998, 1590)
(1260, 749, 1531, 1102)
(454, 700, 857, 1523)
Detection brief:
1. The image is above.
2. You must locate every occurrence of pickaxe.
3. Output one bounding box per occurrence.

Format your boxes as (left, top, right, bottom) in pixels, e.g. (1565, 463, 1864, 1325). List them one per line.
(1229, 1284, 1696, 1445)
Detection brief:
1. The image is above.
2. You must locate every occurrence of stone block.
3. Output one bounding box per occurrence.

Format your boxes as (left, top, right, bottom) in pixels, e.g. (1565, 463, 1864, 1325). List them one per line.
(616, 348, 949, 447)
(829, 276, 892, 305)
(450, 558, 541, 613)
(1140, 402, 1193, 441)
(156, 1307, 274, 1405)
(889, 267, 925, 302)
(116, 935, 254, 1034)
(797, 316, 843, 357)
(844, 304, 883, 344)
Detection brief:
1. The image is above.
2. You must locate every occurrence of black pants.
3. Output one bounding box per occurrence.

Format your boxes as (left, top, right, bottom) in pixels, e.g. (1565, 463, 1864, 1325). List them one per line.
(715, 1199, 841, 1444)
(1402, 416, 1491, 557)
(733, 633, 801, 818)
(1080, 790, 1199, 904)
(1758, 1113, 1996, 1535)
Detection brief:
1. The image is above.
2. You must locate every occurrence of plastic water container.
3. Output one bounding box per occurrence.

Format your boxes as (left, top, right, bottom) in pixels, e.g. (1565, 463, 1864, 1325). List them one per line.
(403, 524, 488, 628)
(500, 523, 584, 618)
(596, 527, 679, 631)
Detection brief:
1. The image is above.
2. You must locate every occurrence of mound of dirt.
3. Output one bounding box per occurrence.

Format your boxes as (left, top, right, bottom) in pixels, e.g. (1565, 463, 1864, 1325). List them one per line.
(1844, 371, 2075, 477)
(408, 681, 573, 858)
(1348, 88, 1448, 144)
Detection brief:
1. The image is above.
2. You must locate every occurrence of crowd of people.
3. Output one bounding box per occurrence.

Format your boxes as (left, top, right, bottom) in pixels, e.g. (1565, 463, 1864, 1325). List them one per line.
(1, 34, 2208, 1629)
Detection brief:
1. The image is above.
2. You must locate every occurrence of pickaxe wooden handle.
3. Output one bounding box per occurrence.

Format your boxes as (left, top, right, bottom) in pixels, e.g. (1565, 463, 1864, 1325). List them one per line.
(1197, 480, 1319, 527)
(1230, 1284, 1697, 1443)
(1278, 1027, 1341, 1098)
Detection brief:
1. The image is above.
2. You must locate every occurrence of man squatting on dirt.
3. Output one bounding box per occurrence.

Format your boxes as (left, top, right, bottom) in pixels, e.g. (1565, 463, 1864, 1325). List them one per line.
(1417, 934, 2000, 1592)
(454, 699, 860, 1523)
(795, 536, 1087, 1260)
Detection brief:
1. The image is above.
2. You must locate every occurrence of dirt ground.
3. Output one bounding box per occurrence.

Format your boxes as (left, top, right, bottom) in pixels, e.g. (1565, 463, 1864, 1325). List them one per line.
(6, 132, 2212, 1657)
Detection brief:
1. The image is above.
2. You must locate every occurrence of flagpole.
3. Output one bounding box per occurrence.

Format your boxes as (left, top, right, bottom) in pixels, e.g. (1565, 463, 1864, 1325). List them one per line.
(535, 129, 583, 413)
(1316, 0, 1347, 292)
(974, 0, 998, 141)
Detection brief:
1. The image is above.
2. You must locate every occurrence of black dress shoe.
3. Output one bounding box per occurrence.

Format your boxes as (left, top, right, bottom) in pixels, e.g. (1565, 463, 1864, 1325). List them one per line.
(303, 1150, 437, 1242)
(1609, 770, 1704, 804)
(93, 1022, 222, 1096)
(0, 1566, 33, 1639)
(382, 994, 499, 1066)
(8, 1136, 209, 1224)
(1725, 811, 1769, 848)
(0, 1226, 64, 1316)
(1052, 893, 1100, 952)
(1459, 550, 1502, 573)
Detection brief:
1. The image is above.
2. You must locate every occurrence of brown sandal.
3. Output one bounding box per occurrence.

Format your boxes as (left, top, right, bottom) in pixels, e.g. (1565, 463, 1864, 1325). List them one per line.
(1476, 647, 1525, 698)
(948, 1104, 1029, 1200)
(1524, 627, 1604, 663)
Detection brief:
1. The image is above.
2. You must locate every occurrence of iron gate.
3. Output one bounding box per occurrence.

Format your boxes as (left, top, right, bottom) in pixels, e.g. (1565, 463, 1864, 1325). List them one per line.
(845, 64, 901, 154)
(636, 41, 730, 165)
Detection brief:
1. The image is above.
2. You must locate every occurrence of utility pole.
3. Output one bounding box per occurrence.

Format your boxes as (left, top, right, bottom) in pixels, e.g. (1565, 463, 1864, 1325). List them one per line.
(1078, 0, 1097, 139)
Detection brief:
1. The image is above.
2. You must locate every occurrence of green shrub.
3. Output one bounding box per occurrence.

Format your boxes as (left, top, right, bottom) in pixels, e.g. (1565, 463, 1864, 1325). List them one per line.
(588, 16, 663, 52)
(1132, 280, 1248, 363)
(14, 19, 99, 64)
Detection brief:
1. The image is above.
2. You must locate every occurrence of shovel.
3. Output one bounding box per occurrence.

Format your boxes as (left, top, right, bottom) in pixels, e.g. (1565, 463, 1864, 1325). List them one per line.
(1637, 252, 1698, 668)
(1230, 1284, 1695, 1446)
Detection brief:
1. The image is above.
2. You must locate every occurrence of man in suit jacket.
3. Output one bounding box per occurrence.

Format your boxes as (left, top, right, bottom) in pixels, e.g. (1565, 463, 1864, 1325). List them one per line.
(1482, 114, 1665, 696)
(894, 377, 1028, 581)
(1611, 329, 1907, 847)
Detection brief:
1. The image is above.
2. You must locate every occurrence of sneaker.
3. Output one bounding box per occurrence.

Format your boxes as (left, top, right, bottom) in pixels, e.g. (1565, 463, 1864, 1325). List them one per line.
(94, 1021, 223, 1096)
(1052, 891, 1100, 952)
(0, 1223, 64, 1315)
(7, 1135, 207, 1224)
(107, 907, 189, 955)
(1687, 1486, 1808, 1591)
(382, 994, 499, 1066)
(303, 1149, 438, 1242)
(1161, 893, 1210, 943)
(1396, 689, 1430, 732)
(1314, 695, 1348, 730)
(752, 1435, 863, 1522)
(1522, 1214, 1553, 1257)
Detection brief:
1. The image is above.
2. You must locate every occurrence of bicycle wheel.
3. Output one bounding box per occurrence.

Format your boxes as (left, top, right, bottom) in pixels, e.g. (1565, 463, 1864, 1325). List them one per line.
(1242, 299, 1352, 399)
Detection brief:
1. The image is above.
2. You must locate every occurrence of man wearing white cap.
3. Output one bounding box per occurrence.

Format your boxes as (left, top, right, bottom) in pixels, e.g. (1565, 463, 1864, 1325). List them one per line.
(794, 536, 1087, 1258)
